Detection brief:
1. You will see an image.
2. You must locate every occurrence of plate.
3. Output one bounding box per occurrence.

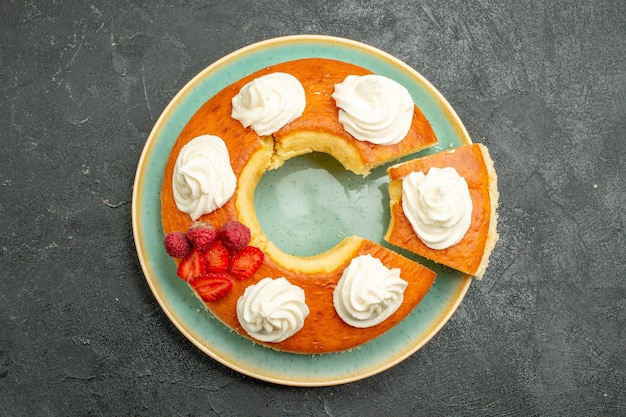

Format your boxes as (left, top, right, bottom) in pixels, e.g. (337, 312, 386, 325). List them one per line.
(132, 35, 472, 386)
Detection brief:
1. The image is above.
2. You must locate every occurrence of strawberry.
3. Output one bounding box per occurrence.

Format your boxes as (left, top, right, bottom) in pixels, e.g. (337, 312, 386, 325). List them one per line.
(187, 222, 217, 251)
(163, 231, 191, 258)
(229, 246, 264, 280)
(218, 220, 251, 251)
(204, 240, 230, 273)
(190, 273, 233, 302)
(176, 247, 206, 281)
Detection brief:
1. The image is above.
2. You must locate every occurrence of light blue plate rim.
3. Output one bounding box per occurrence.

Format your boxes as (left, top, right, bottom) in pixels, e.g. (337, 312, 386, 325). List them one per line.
(132, 35, 472, 387)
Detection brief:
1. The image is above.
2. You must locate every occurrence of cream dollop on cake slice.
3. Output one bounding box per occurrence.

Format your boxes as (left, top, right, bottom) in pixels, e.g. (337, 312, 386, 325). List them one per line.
(237, 277, 310, 343)
(231, 72, 306, 136)
(332, 74, 414, 145)
(401, 166, 472, 250)
(172, 134, 236, 220)
(333, 254, 408, 328)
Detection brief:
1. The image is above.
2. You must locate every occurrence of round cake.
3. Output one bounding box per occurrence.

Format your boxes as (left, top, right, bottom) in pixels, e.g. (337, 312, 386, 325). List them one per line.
(160, 57, 496, 354)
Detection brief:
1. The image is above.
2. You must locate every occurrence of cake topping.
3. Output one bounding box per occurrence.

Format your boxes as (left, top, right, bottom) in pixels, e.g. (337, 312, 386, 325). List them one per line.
(231, 72, 306, 136)
(186, 222, 217, 251)
(332, 74, 414, 146)
(165, 221, 264, 302)
(204, 240, 230, 273)
(176, 247, 206, 282)
(401, 166, 473, 250)
(163, 231, 191, 258)
(333, 254, 408, 328)
(229, 246, 265, 280)
(218, 220, 252, 251)
(237, 277, 309, 343)
(172, 135, 236, 221)
(190, 273, 233, 302)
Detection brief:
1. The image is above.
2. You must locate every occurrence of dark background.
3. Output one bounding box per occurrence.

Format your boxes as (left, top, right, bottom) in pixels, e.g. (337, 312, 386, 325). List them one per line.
(1, 1, 625, 415)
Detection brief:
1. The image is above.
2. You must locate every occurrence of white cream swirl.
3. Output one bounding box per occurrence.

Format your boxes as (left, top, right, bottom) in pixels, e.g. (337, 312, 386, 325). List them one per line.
(332, 74, 414, 145)
(172, 135, 236, 221)
(333, 254, 408, 328)
(237, 277, 309, 343)
(231, 72, 306, 136)
(402, 167, 473, 250)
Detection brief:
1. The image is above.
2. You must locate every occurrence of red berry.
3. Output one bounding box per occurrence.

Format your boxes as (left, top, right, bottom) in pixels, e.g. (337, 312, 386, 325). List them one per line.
(204, 240, 230, 273)
(164, 231, 191, 258)
(218, 221, 251, 251)
(190, 273, 233, 302)
(176, 247, 206, 282)
(229, 246, 264, 280)
(187, 222, 217, 251)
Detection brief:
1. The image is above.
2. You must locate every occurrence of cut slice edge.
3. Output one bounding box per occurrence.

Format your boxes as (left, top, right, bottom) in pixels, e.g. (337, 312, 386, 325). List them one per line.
(236, 129, 439, 274)
(475, 144, 499, 279)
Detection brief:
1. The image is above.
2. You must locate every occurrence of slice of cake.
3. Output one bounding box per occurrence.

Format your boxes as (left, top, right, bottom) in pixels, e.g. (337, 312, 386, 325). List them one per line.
(384, 143, 499, 278)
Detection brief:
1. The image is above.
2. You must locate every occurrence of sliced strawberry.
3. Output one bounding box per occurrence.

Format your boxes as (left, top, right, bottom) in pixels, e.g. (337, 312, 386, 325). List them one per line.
(176, 247, 206, 281)
(190, 273, 233, 302)
(229, 246, 264, 280)
(204, 240, 230, 273)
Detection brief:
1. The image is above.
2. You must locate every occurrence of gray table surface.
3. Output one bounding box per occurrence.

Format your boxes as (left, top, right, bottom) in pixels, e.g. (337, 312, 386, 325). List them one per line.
(1, 1, 624, 415)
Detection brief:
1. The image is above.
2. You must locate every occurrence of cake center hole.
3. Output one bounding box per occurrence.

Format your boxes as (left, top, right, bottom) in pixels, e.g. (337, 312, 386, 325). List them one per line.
(254, 152, 390, 257)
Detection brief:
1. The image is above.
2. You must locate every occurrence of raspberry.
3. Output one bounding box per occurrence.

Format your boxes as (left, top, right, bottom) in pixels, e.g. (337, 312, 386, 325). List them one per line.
(187, 222, 217, 251)
(218, 220, 251, 251)
(164, 231, 191, 258)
